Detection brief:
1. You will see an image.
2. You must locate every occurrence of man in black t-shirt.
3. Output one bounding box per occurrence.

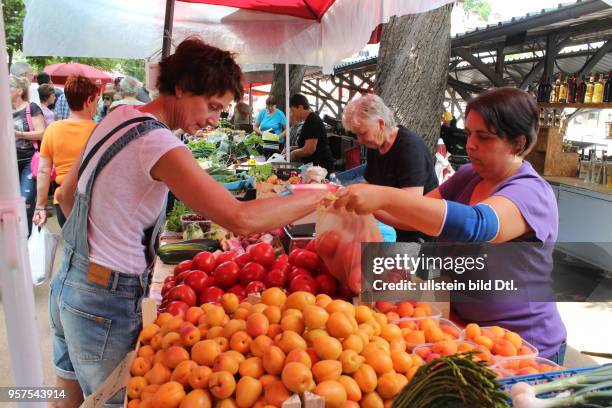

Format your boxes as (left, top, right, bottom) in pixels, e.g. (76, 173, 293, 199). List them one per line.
(288, 94, 334, 172)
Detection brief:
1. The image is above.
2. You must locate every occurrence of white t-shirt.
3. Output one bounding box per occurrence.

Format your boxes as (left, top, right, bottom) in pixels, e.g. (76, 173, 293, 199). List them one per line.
(77, 105, 187, 274)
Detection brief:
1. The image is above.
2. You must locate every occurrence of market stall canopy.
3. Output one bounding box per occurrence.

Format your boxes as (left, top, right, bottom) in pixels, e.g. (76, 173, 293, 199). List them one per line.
(23, 0, 452, 73)
(43, 62, 114, 86)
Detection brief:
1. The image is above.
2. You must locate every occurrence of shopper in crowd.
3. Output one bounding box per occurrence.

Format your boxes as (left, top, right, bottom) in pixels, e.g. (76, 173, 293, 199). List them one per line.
(342, 93, 438, 242)
(51, 37, 326, 406)
(333, 87, 567, 363)
(254, 95, 286, 135)
(109, 76, 145, 110)
(289, 93, 334, 172)
(33, 76, 99, 229)
(230, 101, 252, 126)
(10, 61, 41, 106)
(37, 71, 64, 110)
(11, 75, 45, 236)
(54, 91, 71, 120)
(38, 84, 57, 126)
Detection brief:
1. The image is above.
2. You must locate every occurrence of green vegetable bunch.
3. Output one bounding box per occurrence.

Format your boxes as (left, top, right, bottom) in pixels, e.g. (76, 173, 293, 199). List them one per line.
(166, 201, 193, 232)
(248, 163, 274, 182)
(392, 352, 509, 408)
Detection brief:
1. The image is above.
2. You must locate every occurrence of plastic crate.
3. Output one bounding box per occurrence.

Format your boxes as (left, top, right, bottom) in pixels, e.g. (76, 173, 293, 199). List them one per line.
(498, 365, 608, 400)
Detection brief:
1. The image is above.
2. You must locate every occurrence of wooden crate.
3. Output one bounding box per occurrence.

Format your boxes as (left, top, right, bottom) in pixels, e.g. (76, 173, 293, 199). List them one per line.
(526, 127, 579, 177)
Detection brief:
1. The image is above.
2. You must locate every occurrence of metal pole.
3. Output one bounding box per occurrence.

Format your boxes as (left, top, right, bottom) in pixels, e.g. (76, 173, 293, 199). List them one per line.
(248, 85, 253, 125)
(0, 9, 45, 392)
(162, 0, 175, 58)
(285, 63, 291, 162)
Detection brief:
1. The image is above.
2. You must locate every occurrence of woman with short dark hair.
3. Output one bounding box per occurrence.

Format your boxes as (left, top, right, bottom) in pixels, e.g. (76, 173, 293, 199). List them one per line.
(38, 83, 56, 125)
(334, 87, 567, 363)
(50, 37, 325, 405)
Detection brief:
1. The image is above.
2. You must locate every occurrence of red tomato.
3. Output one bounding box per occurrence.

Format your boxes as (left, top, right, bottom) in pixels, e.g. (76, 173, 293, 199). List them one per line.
(163, 276, 176, 284)
(215, 251, 237, 267)
(276, 254, 289, 264)
(161, 281, 175, 297)
(270, 259, 292, 275)
(375, 301, 396, 313)
(264, 268, 288, 288)
(199, 286, 224, 305)
(288, 248, 305, 266)
(248, 242, 275, 267)
(339, 282, 354, 299)
(289, 275, 318, 294)
(315, 231, 341, 259)
(235, 252, 252, 267)
(174, 260, 193, 275)
(166, 284, 197, 307)
(183, 270, 212, 294)
(245, 281, 266, 294)
(305, 239, 317, 252)
(292, 249, 320, 271)
(289, 267, 312, 283)
(174, 270, 191, 284)
(213, 261, 240, 289)
(192, 252, 216, 274)
(228, 284, 247, 301)
(239, 262, 266, 287)
(166, 301, 190, 317)
(315, 274, 338, 296)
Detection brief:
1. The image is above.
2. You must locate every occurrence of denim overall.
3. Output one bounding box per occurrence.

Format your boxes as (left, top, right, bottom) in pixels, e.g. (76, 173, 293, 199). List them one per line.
(49, 119, 167, 404)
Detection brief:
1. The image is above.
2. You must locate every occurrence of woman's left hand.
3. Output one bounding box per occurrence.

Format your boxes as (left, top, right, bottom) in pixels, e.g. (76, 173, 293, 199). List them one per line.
(332, 184, 386, 214)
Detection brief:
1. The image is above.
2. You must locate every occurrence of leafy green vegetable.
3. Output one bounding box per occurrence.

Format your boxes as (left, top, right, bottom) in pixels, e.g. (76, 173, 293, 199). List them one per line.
(248, 163, 274, 182)
(166, 201, 193, 232)
(183, 223, 204, 240)
(217, 118, 234, 129)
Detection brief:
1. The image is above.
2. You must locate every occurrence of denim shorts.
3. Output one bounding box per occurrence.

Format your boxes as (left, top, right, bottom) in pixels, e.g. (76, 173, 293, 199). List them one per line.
(49, 247, 148, 404)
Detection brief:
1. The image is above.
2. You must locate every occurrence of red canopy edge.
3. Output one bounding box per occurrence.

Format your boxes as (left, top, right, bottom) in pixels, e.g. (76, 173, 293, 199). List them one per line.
(178, 0, 335, 21)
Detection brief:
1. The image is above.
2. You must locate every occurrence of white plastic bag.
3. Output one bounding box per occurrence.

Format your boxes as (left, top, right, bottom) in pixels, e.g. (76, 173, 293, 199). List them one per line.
(434, 152, 455, 184)
(27, 226, 59, 285)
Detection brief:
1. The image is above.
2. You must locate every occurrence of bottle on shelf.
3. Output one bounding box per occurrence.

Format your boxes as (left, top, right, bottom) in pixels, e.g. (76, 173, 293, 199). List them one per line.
(604, 71, 612, 103)
(567, 74, 577, 103)
(586, 149, 595, 183)
(584, 73, 595, 103)
(537, 80, 547, 102)
(539, 108, 545, 127)
(600, 150, 607, 186)
(558, 75, 568, 103)
(576, 76, 587, 103)
(592, 73, 605, 104)
(550, 75, 561, 103)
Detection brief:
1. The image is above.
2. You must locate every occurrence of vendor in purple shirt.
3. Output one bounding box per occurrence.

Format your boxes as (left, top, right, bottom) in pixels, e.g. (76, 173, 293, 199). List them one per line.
(333, 87, 567, 363)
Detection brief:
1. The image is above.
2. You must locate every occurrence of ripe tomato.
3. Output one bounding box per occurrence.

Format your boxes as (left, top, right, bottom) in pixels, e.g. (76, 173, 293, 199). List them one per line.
(213, 261, 240, 289)
(264, 268, 288, 288)
(291, 249, 320, 271)
(228, 284, 247, 301)
(315, 231, 341, 259)
(248, 242, 275, 267)
(183, 270, 212, 294)
(174, 270, 191, 284)
(289, 275, 318, 294)
(245, 281, 266, 294)
(166, 284, 197, 307)
(215, 251, 236, 267)
(199, 286, 224, 305)
(161, 281, 175, 297)
(164, 276, 176, 284)
(288, 267, 312, 283)
(174, 260, 193, 275)
(166, 301, 190, 317)
(235, 252, 252, 267)
(192, 252, 216, 274)
(305, 239, 317, 252)
(276, 254, 289, 264)
(270, 259, 292, 275)
(239, 262, 266, 287)
(315, 274, 338, 296)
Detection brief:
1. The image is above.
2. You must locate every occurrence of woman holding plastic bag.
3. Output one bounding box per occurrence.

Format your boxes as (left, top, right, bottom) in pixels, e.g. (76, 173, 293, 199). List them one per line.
(331, 87, 567, 363)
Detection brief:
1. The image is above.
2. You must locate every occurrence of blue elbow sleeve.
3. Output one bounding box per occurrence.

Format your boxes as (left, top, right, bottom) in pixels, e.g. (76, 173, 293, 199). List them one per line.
(439, 201, 499, 242)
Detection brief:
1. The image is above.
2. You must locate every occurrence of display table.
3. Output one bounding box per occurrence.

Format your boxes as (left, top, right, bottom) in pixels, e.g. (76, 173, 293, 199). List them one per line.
(546, 176, 612, 273)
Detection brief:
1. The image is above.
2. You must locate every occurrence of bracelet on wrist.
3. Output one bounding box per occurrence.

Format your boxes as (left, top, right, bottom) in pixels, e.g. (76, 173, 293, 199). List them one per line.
(35, 207, 46, 211)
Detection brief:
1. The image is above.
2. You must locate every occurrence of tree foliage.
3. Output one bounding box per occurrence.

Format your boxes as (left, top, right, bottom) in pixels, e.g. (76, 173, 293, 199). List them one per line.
(2, 0, 145, 80)
(463, 0, 492, 21)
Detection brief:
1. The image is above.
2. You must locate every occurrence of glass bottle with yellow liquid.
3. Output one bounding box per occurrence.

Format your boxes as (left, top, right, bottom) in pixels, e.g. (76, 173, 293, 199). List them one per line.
(584, 73, 595, 103)
(558, 75, 568, 103)
(550, 75, 561, 103)
(592, 73, 605, 103)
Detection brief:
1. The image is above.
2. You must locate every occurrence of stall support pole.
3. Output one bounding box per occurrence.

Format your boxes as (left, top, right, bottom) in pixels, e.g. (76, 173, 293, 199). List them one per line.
(285, 62, 291, 162)
(0, 12, 45, 393)
(162, 0, 175, 58)
(248, 85, 253, 125)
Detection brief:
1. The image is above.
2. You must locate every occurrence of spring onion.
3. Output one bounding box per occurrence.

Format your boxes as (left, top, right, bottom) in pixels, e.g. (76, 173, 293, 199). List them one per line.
(511, 365, 612, 407)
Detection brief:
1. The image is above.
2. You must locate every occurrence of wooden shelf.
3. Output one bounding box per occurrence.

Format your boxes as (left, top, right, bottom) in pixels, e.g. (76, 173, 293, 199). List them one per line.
(539, 102, 612, 109)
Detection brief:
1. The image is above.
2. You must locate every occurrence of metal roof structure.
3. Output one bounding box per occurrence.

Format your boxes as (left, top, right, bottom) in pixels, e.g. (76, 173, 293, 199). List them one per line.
(330, 0, 612, 99)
